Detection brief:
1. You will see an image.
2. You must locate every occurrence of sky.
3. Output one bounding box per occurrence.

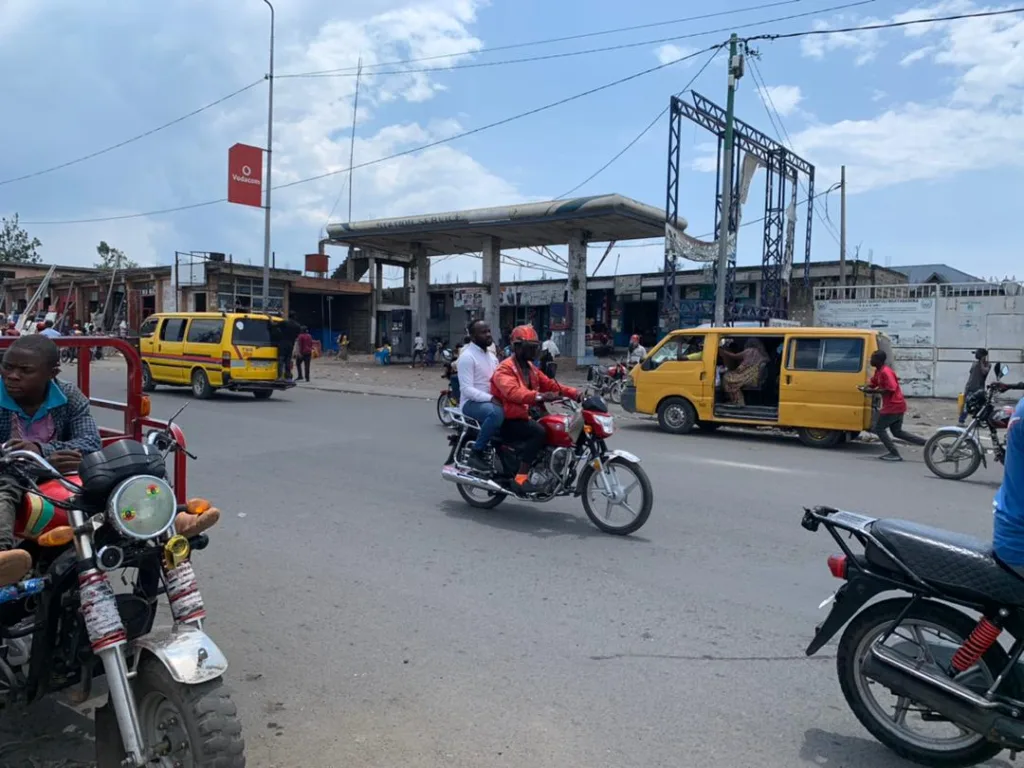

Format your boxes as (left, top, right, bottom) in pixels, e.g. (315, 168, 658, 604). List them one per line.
(0, 0, 1021, 288)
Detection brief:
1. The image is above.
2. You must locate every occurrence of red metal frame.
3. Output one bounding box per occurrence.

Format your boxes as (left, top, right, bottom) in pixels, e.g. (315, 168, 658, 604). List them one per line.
(0, 336, 188, 502)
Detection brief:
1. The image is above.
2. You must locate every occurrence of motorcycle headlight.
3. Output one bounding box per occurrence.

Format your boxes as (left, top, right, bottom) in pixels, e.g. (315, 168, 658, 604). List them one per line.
(108, 475, 177, 540)
(593, 414, 615, 435)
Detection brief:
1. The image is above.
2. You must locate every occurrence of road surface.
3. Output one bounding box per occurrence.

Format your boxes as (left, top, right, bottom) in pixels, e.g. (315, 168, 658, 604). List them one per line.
(11, 370, 1014, 767)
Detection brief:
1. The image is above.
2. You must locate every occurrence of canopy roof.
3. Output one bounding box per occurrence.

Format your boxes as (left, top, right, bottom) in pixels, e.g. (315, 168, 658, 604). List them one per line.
(325, 194, 674, 256)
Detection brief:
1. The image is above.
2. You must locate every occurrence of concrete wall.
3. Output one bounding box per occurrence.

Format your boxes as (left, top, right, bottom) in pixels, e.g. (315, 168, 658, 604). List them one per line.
(815, 289, 1024, 397)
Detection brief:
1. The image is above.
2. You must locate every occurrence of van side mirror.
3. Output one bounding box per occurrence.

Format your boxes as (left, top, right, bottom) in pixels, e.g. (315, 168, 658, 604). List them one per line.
(996, 363, 1010, 380)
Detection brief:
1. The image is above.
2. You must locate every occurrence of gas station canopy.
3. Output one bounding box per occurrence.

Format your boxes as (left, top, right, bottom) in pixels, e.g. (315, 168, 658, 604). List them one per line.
(324, 193, 673, 255)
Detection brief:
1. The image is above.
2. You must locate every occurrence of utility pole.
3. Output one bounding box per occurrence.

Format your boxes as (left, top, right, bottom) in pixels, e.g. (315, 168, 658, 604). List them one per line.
(261, 0, 275, 311)
(839, 164, 847, 295)
(714, 34, 743, 327)
(347, 57, 362, 222)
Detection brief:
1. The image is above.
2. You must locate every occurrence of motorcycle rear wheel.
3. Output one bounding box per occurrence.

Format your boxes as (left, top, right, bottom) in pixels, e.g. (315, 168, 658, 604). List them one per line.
(924, 432, 982, 481)
(437, 393, 456, 427)
(457, 483, 506, 509)
(837, 598, 1005, 768)
(135, 658, 245, 767)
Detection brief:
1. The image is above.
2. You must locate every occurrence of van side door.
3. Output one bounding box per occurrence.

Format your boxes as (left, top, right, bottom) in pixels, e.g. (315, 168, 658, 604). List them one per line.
(183, 318, 227, 387)
(779, 335, 869, 431)
(637, 333, 711, 418)
(156, 317, 188, 384)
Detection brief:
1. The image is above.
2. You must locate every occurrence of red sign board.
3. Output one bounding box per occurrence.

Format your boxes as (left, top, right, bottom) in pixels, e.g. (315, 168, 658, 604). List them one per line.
(227, 143, 263, 207)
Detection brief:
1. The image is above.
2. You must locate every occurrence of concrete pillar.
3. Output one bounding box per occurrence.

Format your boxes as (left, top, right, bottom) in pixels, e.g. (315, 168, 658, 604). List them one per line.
(567, 231, 588, 363)
(481, 236, 501, 332)
(345, 247, 356, 281)
(412, 244, 429, 342)
(368, 255, 377, 347)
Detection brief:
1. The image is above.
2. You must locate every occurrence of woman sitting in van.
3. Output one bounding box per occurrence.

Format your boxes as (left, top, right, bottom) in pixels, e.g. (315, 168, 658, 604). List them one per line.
(719, 338, 768, 406)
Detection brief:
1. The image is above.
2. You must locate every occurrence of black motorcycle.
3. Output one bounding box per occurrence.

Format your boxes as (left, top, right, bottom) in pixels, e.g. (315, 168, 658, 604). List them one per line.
(804, 505, 1024, 767)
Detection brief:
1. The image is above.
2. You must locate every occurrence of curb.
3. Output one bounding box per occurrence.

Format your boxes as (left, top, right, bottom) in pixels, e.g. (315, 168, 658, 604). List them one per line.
(299, 383, 434, 401)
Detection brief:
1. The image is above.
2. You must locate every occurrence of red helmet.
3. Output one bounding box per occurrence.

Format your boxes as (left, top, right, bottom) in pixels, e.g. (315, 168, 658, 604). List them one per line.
(509, 325, 539, 345)
(36, 322, 45, 331)
(630, 334, 640, 344)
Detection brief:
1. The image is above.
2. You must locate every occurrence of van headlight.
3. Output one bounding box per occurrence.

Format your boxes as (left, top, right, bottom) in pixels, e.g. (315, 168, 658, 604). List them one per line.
(108, 475, 177, 540)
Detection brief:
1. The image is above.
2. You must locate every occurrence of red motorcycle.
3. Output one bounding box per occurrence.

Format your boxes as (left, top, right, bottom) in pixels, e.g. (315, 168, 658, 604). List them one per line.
(441, 393, 653, 535)
(587, 359, 631, 404)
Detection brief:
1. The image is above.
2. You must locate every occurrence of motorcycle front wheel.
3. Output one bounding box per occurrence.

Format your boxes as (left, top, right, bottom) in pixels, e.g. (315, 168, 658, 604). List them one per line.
(607, 380, 625, 405)
(135, 658, 245, 767)
(580, 456, 653, 535)
(924, 432, 983, 481)
(837, 598, 1005, 768)
(437, 393, 456, 427)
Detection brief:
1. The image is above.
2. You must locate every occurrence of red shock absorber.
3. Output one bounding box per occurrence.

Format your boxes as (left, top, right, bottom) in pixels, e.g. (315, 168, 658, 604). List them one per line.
(950, 617, 1003, 674)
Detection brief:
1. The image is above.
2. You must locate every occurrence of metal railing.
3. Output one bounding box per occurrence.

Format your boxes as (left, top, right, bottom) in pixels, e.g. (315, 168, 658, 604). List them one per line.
(813, 282, 1020, 301)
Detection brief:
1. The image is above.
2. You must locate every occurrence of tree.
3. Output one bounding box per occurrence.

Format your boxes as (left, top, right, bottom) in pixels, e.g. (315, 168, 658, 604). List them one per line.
(95, 241, 138, 270)
(0, 214, 42, 264)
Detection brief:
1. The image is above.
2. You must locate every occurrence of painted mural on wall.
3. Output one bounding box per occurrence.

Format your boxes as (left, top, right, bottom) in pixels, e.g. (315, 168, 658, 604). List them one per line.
(814, 298, 937, 348)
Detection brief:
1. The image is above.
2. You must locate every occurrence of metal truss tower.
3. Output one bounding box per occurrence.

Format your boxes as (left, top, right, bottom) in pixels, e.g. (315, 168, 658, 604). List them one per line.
(662, 91, 815, 325)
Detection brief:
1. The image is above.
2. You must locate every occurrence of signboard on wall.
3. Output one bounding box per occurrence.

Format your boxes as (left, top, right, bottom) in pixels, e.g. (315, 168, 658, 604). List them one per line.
(814, 298, 936, 347)
(454, 289, 483, 309)
(614, 275, 642, 296)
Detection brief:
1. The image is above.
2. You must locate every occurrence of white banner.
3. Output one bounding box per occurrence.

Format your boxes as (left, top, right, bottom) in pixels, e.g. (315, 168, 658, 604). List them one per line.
(814, 298, 937, 347)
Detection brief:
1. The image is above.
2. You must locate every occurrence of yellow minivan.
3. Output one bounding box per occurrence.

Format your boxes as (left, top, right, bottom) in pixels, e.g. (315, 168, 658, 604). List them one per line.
(138, 312, 294, 400)
(622, 326, 891, 448)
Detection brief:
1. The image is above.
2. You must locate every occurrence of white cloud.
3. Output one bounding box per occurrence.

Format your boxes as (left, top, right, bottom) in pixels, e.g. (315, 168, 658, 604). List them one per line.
(800, 17, 885, 65)
(654, 44, 697, 67)
(789, 1, 1024, 193)
(762, 85, 803, 117)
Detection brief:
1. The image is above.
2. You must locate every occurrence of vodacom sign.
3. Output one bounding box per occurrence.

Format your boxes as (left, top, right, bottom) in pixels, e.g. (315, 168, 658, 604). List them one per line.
(227, 143, 264, 208)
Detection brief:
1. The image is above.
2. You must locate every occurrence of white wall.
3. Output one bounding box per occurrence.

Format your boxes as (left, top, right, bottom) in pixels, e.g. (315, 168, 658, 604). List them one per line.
(815, 292, 1024, 398)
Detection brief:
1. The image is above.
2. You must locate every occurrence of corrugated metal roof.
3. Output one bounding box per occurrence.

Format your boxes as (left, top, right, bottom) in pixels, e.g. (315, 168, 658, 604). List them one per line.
(890, 263, 982, 284)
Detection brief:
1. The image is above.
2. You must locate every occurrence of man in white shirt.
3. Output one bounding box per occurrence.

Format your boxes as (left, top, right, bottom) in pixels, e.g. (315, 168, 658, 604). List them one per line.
(626, 334, 647, 366)
(457, 320, 504, 471)
(412, 332, 426, 367)
(541, 333, 560, 359)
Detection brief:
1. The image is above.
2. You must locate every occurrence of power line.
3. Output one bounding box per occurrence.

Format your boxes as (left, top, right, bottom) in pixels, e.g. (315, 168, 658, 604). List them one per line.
(24, 43, 724, 225)
(555, 46, 723, 200)
(746, 54, 840, 244)
(744, 6, 1024, 43)
(281, 0, 876, 80)
(284, 0, 814, 76)
(273, 43, 725, 192)
(0, 80, 264, 187)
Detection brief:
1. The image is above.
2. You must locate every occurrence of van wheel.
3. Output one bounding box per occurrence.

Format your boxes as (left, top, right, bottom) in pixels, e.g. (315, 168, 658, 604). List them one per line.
(141, 363, 156, 392)
(797, 427, 842, 449)
(657, 398, 696, 435)
(253, 390, 273, 400)
(191, 369, 214, 400)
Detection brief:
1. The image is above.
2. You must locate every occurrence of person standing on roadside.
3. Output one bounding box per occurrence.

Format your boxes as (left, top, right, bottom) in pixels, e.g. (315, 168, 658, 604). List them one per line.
(860, 350, 926, 462)
(411, 332, 426, 367)
(295, 326, 314, 382)
(39, 321, 61, 340)
(960, 348, 991, 424)
(457, 320, 503, 472)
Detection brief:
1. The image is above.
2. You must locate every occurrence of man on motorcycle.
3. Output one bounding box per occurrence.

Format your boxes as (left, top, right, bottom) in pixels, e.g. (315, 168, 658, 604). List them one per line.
(626, 334, 647, 366)
(0, 335, 102, 586)
(992, 380, 1024, 572)
(491, 325, 580, 493)
(458, 320, 503, 472)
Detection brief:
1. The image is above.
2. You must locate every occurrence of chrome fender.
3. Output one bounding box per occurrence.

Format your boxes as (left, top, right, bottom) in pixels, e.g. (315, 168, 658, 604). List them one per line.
(574, 450, 642, 496)
(931, 426, 987, 467)
(132, 624, 228, 685)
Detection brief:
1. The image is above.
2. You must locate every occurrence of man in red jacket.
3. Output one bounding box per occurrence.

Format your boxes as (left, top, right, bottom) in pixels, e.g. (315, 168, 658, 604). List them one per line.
(491, 325, 580, 492)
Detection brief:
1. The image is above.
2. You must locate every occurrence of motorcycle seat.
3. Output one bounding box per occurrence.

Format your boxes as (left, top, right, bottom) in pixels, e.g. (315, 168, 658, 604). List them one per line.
(868, 518, 1024, 606)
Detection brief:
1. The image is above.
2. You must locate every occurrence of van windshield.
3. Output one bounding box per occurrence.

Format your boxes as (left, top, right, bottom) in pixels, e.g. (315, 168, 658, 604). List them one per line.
(232, 318, 274, 347)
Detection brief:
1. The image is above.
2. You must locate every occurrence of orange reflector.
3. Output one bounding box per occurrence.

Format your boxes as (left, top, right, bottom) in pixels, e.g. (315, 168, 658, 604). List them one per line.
(38, 526, 74, 547)
(187, 498, 212, 515)
(584, 425, 593, 434)
(140, 396, 152, 418)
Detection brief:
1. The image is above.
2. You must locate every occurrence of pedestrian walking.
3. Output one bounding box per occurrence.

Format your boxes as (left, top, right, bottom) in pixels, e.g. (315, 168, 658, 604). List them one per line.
(960, 348, 991, 424)
(296, 326, 314, 382)
(540, 331, 560, 379)
(860, 350, 926, 461)
(411, 332, 426, 367)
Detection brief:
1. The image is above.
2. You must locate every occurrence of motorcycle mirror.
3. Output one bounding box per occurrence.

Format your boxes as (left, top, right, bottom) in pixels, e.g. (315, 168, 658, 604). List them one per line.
(996, 363, 1010, 380)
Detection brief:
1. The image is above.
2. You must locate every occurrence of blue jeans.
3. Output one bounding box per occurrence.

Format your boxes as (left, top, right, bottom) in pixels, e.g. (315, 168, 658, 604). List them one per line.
(462, 400, 504, 452)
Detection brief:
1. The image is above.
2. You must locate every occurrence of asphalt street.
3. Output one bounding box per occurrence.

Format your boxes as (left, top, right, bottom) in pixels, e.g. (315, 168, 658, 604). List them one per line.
(28, 369, 1017, 767)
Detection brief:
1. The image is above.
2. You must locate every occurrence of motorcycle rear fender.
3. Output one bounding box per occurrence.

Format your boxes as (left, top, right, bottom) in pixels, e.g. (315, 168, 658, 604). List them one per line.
(933, 425, 987, 468)
(132, 624, 228, 685)
(806, 573, 891, 656)
(573, 449, 642, 496)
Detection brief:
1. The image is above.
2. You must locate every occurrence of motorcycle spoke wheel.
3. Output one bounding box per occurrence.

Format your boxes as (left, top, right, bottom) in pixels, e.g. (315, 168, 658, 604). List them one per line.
(582, 457, 652, 535)
(924, 433, 982, 480)
(838, 599, 1005, 767)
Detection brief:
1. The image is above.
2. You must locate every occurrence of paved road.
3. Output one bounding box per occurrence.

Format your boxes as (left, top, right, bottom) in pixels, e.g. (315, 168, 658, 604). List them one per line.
(25, 370, 1017, 767)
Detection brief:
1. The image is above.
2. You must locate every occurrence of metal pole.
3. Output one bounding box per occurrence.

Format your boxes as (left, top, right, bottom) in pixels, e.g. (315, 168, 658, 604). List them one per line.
(348, 57, 362, 222)
(261, 0, 275, 311)
(714, 34, 740, 327)
(839, 164, 847, 295)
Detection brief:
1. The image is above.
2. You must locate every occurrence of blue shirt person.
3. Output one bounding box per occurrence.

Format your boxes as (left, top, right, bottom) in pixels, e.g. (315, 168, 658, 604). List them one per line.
(993, 391, 1024, 567)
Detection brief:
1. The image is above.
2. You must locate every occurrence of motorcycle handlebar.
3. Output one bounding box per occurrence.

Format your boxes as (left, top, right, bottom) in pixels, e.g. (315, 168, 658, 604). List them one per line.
(1, 449, 82, 493)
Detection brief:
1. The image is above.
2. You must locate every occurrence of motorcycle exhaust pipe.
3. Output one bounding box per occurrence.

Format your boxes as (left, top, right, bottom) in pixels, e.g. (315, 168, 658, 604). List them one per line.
(863, 644, 1024, 748)
(441, 464, 506, 495)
